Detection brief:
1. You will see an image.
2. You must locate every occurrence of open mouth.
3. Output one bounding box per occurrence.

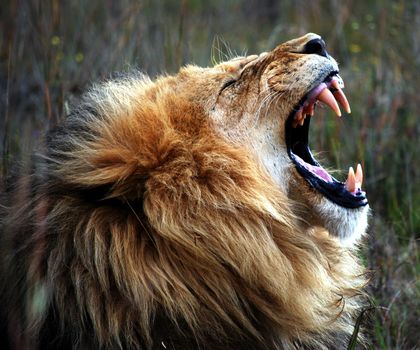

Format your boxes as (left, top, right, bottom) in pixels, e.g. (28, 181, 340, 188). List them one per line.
(285, 72, 368, 209)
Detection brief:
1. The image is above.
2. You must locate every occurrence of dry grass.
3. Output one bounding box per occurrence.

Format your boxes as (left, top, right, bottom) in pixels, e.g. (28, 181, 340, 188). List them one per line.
(1, 1, 419, 348)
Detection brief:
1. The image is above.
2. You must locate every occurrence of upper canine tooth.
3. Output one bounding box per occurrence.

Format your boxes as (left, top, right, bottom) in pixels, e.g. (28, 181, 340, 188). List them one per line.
(317, 88, 342, 117)
(331, 77, 344, 90)
(331, 79, 340, 90)
(333, 88, 351, 114)
(332, 75, 345, 89)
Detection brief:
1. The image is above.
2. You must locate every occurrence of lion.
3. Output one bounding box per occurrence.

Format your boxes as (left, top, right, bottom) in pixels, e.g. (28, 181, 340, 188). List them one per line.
(0, 33, 369, 349)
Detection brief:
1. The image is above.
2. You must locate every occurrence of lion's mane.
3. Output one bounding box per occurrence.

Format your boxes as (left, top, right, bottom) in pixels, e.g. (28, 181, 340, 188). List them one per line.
(0, 71, 366, 349)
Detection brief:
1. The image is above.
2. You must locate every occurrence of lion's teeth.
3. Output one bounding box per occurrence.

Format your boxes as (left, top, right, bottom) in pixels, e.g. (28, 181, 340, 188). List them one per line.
(295, 107, 303, 121)
(292, 108, 304, 128)
(330, 77, 351, 114)
(332, 75, 345, 89)
(346, 165, 363, 193)
(331, 77, 344, 90)
(317, 88, 342, 117)
(308, 103, 315, 116)
(333, 88, 351, 114)
(355, 163, 363, 187)
(299, 117, 305, 126)
(303, 102, 315, 116)
(345, 166, 356, 193)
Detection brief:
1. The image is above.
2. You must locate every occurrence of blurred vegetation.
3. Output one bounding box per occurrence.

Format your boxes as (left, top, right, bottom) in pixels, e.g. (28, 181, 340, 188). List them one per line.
(1, 0, 419, 349)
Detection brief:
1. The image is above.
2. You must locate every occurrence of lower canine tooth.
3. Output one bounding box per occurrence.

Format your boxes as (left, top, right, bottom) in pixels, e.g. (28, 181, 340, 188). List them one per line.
(355, 163, 363, 186)
(345, 166, 356, 193)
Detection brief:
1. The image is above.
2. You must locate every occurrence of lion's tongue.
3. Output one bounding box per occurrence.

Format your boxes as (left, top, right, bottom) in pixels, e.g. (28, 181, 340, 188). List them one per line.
(295, 154, 365, 193)
(293, 154, 333, 182)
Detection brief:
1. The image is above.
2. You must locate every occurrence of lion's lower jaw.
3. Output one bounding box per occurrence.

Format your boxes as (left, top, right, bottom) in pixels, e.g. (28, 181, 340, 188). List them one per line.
(316, 199, 370, 247)
(288, 172, 369, 247)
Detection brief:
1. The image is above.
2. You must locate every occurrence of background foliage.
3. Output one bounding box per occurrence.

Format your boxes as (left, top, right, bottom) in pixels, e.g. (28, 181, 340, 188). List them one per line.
(1, 0, 419, 348)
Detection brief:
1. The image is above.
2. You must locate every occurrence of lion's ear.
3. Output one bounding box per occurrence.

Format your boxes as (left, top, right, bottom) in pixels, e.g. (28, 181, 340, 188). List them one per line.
(215, 55, 258, 74)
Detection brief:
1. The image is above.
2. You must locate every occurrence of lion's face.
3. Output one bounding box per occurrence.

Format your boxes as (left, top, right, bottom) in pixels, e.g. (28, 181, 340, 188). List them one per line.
(176, 33, 369, 245)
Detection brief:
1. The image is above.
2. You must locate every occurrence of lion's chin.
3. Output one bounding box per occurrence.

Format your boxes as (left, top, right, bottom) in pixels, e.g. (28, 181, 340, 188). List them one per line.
(314, 198, 370, 247)
(289, 171, 369, 247)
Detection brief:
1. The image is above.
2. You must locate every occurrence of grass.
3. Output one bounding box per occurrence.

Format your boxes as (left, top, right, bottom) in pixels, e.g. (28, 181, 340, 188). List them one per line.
(1, 0, 419, 348)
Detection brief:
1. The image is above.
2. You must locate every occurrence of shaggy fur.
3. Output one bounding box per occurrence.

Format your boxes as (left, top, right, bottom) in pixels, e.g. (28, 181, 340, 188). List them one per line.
(0, 33, 368, 349)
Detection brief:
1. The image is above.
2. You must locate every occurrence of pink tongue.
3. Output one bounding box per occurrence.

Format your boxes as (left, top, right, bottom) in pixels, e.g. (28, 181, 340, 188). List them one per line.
(310, 165, 333, 182)
(294, 155, 333, 183)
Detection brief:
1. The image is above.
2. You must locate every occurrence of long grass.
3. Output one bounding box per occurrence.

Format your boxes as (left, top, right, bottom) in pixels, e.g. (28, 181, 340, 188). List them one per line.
(1, 1, 419, 348)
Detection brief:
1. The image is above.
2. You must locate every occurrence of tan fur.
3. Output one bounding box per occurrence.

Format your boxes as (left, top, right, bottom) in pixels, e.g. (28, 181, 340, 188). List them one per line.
(0, 34, 368, 349)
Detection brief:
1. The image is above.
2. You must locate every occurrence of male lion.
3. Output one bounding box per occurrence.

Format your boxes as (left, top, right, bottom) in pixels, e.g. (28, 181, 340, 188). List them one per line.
(0, 33, 369, 349)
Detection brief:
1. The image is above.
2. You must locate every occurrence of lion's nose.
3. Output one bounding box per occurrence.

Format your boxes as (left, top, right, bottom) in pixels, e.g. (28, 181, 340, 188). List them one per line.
(303, 38, 329, 58)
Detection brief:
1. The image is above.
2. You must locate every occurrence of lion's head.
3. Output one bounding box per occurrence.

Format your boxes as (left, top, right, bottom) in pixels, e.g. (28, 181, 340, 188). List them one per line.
(1, 34, 369, 350)
(177, 32, 369, 246)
